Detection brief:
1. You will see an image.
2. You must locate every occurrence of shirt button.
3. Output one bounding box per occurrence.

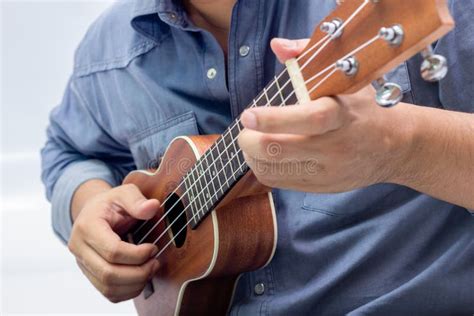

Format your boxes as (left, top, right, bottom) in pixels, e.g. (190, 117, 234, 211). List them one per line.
(254, 283, 265, 295)
(168, 13, 178, 22)
(239, 45, 250, 57)
(207, 68, 217, 80)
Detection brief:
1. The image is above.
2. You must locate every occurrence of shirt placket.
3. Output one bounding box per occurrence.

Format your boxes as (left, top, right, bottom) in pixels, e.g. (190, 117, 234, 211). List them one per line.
(228, 1, 277, 315)
(227, 0, 264, 119)
(202, 35, 229, 102)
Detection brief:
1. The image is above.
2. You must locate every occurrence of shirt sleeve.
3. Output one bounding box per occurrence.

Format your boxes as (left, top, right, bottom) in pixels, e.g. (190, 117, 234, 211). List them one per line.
(436, 0, 474, 113)
(41, 79, 135, 244)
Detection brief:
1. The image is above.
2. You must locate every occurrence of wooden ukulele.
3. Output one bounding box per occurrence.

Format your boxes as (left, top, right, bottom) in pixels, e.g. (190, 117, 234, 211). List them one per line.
(124, 1, 454, 315)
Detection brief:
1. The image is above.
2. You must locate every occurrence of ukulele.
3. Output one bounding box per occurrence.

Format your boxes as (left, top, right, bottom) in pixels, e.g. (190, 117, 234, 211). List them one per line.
(124, 1, 454, 315)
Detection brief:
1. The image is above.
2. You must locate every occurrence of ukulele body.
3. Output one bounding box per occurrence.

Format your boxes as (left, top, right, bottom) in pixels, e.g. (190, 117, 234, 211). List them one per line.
(123, 135, 277, 316)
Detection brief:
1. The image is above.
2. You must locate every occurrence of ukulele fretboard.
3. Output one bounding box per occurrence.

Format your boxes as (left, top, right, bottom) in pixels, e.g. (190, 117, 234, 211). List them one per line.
(183, 69, 297, 228)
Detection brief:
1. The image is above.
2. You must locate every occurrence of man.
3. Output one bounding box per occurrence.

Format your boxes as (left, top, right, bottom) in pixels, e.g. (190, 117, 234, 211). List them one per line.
(41, 0, 474, 314)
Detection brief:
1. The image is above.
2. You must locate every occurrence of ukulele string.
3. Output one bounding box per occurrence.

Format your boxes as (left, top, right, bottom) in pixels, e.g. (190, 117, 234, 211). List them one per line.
(136, 45, 338, 244)
(134, 0, 372, 241)
(133, 34, 334, 242)
(307, 33, 381, 90)
(152, 31, 386, 259)
(135, 73, 295, 243)
(133, 0, 371, 239)
(132, 34, 332, 239)
(141, 59, 345, 245)
(153, 69, 334, 259)
(301, 0, 371, 70)
(152, 87, 296, 257)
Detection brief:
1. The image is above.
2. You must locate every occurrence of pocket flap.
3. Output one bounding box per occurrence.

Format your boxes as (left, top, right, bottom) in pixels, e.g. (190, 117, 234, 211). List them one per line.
(129, 111, 199, 169)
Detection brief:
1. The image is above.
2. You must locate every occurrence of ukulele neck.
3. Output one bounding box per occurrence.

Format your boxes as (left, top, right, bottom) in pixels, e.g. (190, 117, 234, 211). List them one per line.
(183, 68, 298, 228)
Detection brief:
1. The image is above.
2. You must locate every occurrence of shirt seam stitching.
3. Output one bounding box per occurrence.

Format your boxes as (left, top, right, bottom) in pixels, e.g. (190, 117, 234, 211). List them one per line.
(73, 32, 171, 78)
(128, 111, 197, 143)
(74, 41, 153, 74)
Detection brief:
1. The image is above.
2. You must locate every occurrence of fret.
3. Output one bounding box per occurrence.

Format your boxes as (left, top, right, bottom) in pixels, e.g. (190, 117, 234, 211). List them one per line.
(195, 163, 209, 218)
(184, 174, 199, 226)
(234, 122, 246, 173)
(263, 85, 281, 107)
(229, 124, 241, 166)
(200, 152, 213, 206)
(222, 131, 237, 181)
(182, 69, 296, 228)
(204, 151, 219, 199)
(272, 75, 287, 106)
(196, 162, 211, 216)
(216, 139, 231, 191)
(229, 123, 246, 173)
(263, 87, 271, 105)
(210, 144, 225, 195)
(277, 70, 298, 105)
(186, 170, 202, 225)
(254, 90, 269, 107)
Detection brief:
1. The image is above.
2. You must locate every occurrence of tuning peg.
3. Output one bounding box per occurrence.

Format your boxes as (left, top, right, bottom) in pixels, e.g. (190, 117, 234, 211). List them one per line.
(336, 57, 359, 76)
(420, 46, 448, 82)
(320, 19, 343, 38)
(379, 25, 404, 46)
(373, 77, 403, 108)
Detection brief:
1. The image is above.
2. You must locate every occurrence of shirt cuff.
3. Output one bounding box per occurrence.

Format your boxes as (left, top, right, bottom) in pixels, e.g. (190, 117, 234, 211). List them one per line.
(51, 159, 119, 244)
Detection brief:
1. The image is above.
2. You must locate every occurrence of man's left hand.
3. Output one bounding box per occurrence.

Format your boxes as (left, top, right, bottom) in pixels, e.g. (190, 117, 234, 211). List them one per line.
(238, 38, 413, 193)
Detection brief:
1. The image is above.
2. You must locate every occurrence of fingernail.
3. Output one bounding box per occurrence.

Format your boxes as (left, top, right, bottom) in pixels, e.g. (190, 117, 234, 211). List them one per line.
(152, 260, 160, 272)
(150, 247, 159, 258)
(241, 110, 258, 130)
(279, 38, 296, 49)
(149, 260, 160, 280)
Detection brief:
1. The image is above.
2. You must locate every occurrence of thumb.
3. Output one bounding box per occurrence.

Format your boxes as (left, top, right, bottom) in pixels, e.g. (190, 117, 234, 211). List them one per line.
(110, 184, 160, 220)
(270, 38, 310, 64)
(135, 199, 161, 220)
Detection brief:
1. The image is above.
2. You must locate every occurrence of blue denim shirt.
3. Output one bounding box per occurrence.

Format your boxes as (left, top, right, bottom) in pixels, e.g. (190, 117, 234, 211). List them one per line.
(41, 0, 474, 314)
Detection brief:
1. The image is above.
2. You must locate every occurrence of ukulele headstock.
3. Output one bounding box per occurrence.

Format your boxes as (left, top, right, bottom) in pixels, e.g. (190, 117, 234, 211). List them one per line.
(296, 0, 454, 106)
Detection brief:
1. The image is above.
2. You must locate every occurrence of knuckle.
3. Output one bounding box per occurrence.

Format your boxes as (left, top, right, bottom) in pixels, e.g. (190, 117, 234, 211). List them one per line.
(122, 183, 139, 194)
(73, 220, 86, 234)
(98, 266, 116, 284)
(104, 242, 121, 262)
(309, 107, 328, 125)
(259, 134, 276, 160)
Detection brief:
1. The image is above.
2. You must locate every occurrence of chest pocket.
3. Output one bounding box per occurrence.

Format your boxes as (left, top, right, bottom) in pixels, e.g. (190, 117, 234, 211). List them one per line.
(302, 63, 413, 217)
(128, 111, 199, 170)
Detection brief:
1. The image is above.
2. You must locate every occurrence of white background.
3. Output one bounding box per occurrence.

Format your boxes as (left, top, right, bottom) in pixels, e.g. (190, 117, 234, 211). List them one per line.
(1, 0, 135, 314)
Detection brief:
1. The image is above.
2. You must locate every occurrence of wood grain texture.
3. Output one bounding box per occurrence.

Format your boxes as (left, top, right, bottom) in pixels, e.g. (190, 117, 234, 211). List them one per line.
(124, 136, 276, 316)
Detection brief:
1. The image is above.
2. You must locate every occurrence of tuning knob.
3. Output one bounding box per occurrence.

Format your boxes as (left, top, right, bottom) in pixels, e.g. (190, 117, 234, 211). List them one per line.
(321, 19, 343, 38)
(373, 77, 403, 108)
(420, 46, 448, 82)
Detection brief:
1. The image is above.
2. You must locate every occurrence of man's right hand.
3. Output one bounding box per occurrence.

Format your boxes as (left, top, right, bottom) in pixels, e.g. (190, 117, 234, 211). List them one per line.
(68, 182, 161, 303)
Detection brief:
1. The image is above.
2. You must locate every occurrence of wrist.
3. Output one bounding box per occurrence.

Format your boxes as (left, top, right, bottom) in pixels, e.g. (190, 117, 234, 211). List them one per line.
(71, 179, 112, 221)
(382, 102, 421, 185)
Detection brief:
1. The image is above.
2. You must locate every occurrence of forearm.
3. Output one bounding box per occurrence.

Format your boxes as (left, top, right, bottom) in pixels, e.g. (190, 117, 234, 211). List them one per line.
(391, 103, 474, 210)
(71, 179, 112, 221)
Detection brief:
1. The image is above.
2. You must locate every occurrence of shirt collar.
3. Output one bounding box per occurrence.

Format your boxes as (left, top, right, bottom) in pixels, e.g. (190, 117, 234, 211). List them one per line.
(131, 0, 191, 41)
(132, 0, 185, 23)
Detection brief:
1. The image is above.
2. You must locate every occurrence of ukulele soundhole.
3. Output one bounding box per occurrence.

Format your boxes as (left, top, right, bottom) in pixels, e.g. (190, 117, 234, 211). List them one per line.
(164, 193, 188, 248)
